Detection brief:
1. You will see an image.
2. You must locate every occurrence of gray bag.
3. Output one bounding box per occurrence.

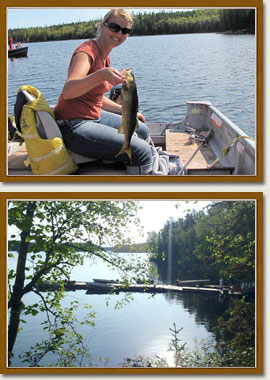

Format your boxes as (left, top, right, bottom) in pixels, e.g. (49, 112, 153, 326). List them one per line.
(150, 145, 184, 175)
(126, 137, 184, 175)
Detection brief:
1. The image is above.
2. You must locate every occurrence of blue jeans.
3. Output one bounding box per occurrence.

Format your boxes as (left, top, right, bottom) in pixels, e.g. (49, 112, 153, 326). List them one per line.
(59, 110, 152, 174)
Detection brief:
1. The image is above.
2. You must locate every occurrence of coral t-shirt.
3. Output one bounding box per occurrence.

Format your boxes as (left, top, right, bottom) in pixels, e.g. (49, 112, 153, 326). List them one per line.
(54, 39, 112, 120)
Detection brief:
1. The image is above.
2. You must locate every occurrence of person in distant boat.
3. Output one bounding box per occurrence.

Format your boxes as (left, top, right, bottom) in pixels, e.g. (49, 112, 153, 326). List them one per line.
(8, 37, 13, 50)
(16, 42, 22, 48)
(54, 8, 152, 175)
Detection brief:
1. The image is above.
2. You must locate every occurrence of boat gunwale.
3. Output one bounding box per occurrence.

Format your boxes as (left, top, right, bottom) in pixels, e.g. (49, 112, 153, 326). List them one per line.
(6, 101, 257, 179)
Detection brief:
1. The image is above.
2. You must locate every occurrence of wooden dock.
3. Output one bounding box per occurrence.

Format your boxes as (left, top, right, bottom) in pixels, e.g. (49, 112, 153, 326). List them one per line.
(34, 281, 242, 297)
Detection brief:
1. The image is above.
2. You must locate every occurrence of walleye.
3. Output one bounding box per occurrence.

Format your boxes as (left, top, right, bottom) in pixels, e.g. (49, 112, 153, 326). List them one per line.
(115, 68, 139, 162)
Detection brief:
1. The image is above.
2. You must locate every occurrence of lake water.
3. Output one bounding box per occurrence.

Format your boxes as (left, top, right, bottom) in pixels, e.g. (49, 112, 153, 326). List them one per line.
(8, 33, 256, 138)
(8, 251, 229, 367)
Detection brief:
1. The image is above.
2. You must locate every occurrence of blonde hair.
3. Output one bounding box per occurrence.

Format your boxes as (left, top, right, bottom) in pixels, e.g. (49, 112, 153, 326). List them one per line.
(96, 9, 133, 37)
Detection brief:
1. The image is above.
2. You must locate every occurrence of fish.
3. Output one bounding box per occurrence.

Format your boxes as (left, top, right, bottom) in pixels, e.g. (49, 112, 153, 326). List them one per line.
(115, 68, 139, 162)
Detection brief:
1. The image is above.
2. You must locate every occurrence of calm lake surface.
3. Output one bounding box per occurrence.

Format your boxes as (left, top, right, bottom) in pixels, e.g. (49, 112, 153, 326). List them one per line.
(8, 33, 256, 138)
(9, 251, 229, 367)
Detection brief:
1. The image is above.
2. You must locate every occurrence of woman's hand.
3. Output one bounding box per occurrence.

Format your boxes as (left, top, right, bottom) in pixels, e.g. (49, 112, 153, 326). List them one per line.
(100, 67, 125, 86)
(62, 57, 125, 100)
(137, 112, 146, 123)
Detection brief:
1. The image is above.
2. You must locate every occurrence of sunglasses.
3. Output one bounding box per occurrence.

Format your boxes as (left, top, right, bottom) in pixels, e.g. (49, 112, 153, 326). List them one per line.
(104, 22, 131, 35)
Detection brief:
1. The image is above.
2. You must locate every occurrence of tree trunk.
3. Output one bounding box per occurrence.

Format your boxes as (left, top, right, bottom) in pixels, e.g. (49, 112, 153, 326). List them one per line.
(8, 202, 36, 362)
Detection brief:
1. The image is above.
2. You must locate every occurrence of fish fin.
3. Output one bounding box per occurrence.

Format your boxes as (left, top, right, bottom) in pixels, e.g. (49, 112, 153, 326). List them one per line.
(118, 124, 124, 134)
(115, 146, 132, 163)
(127, 147, 132, 162)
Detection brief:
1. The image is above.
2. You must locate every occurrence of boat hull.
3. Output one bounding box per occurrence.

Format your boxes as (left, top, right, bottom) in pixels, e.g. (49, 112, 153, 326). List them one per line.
(93, 278, 118, 284)
(7, 101, 256, 176)
(163, 101, 255, 175)
(8, 47, 28, 58)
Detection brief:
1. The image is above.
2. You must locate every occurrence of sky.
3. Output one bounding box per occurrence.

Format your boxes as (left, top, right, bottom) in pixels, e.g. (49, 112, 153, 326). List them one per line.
(7, 8, 188, 29)
(133, 200, 211, 242)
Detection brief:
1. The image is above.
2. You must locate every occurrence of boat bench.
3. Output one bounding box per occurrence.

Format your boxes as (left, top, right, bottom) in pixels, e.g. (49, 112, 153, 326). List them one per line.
(21, 90, 96, 165)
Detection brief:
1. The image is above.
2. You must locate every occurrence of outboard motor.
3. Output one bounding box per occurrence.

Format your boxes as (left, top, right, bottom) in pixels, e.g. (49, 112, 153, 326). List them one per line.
(109, 84, 122, 104)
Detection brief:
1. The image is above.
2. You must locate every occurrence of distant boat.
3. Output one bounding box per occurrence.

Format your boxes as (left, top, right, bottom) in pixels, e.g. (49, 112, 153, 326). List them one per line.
(8, 46, 28, 58)
(93, 278, 118, 284)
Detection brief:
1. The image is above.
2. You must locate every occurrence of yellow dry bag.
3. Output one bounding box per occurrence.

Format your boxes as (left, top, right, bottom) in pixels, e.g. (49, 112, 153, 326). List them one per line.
(18, 85, 78, 175)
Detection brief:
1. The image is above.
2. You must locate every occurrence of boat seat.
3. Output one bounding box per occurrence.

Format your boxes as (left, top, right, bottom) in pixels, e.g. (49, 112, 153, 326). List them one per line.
(21, 90, 96, 164)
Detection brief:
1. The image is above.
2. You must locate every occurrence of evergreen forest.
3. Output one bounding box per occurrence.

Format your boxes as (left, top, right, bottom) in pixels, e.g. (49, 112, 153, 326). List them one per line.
(146, 201, 256, 367)
(8, 9, 255, 44)
(147, 201, 255, 288)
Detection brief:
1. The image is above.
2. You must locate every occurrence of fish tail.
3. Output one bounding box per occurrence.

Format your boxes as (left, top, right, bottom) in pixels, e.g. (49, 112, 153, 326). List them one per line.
(115, 145, 132, 163)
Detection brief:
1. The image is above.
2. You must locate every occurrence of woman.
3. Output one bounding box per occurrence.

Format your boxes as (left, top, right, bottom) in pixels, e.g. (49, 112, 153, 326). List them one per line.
(54, 9, 152, 175)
